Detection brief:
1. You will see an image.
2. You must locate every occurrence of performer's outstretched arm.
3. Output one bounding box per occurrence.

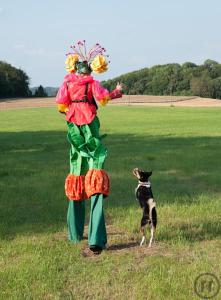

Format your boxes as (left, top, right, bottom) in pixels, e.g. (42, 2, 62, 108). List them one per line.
(92, 81, 122, 106)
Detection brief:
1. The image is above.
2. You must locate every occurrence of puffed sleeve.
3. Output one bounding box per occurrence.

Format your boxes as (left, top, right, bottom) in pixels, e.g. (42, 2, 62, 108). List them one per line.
(92, 80, 122, 106)
(56, 82, 71, 113)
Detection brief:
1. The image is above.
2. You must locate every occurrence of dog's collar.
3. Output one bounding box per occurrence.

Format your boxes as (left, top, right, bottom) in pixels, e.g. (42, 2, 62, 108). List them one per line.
(138, 181, 151, 188)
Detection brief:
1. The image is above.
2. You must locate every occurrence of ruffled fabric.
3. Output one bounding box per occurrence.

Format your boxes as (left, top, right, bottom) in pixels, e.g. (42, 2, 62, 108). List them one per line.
(92, 80, 122, 104)
(109, 89, 122, 100)
(99, 96, 111, 106)
(56, 74, 78, 105)
(56, 75, 122, 125)
(65, 174, 88, 201)
(67, 76, 94, 100)
(56, 82, 71, 105)
(66, 102, 96, 125)
(85, 169, 110, 198)
(57, 104, 69, 113)
(92, 80, 110, 104)
(75, 75, 94, 86)
(64, 170, 110, 200)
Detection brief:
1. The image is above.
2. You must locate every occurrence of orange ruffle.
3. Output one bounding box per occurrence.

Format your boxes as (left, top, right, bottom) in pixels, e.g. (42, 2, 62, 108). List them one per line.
(85, 169, 110, 198)
(58, 103, 69, 113)
(65, 174, 87, 201)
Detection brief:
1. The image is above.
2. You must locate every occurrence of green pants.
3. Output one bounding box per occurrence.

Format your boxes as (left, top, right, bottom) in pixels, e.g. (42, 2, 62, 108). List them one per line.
(66, 117, 107, 249)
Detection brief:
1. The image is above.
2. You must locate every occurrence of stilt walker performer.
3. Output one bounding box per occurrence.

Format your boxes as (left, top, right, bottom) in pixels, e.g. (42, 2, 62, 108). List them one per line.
(56, 40, 122, 255)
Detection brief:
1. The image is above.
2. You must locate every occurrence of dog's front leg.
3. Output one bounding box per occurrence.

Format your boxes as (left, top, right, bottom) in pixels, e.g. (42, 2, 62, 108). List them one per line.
(148, 225, 155, 247)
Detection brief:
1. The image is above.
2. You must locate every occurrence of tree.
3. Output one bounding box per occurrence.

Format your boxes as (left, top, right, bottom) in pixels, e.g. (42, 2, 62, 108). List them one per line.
(204, 59, 219, 67)
(0, 61, 30, 98)
(190, 73, 212, 97)
(34, 85, 48, 97)
(210, 77, 221, 99)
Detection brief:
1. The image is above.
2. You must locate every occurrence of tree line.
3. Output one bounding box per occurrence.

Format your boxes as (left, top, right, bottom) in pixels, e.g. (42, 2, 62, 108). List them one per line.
(102, 59, 221, 99)
(2, 59, 221, 99)
(0, 61, 30, 98)
(0, 61, 47, 98)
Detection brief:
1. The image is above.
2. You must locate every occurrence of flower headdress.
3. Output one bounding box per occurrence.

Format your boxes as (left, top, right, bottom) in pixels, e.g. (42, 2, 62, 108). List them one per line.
(65, 40, 110, 74)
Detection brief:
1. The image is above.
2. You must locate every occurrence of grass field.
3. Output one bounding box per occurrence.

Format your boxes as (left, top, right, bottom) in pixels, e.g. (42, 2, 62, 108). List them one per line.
(0, 106, 221, 300)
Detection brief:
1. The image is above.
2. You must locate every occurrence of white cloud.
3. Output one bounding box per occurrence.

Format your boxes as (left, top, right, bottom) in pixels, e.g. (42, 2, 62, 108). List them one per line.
(24, 48, 45, 56)
(14, 44, 45, 56)
(14, 44, 25, 50)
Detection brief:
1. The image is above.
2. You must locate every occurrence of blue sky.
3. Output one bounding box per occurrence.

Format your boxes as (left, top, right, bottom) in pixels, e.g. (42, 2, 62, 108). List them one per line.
(0, 0, 221, 87)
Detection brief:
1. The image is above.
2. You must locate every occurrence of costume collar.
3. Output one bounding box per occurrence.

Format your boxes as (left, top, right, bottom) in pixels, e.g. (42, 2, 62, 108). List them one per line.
(77, 75, 94, 85)
(64, 74, 94, 85)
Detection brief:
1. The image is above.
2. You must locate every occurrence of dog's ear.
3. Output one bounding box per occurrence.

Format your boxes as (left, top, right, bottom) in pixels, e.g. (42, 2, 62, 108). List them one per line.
(148, 171, 153, 177)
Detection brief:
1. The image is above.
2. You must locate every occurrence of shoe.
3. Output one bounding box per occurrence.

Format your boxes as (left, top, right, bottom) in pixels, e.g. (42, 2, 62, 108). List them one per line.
(81, 246, 102, 257)
(90, 245, 102, 255)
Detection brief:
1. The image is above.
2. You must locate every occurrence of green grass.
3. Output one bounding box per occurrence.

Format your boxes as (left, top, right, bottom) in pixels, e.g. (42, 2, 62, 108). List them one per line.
(0, 106, 221, 300)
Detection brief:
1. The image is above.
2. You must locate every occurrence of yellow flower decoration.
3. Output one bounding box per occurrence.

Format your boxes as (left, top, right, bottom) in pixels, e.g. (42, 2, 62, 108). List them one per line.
(65, 54, 79, 73)
(90, 55, 108, 74)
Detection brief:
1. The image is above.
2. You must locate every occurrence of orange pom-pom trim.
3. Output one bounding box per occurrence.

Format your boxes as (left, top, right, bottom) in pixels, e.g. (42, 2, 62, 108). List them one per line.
(65, 174, 88, 201)
(85, 169, 110, 198)
(58, 104, 69, 113)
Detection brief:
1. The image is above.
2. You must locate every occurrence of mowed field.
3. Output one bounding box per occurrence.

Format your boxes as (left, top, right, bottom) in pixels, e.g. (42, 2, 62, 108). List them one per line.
(0, 105, 221, 299)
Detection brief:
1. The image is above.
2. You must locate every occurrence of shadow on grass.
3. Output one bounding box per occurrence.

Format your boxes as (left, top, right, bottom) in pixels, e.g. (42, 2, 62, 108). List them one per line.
(0, 131, 221, 240)
(158, 220, 221, 243)
(107, 242, 138, 251)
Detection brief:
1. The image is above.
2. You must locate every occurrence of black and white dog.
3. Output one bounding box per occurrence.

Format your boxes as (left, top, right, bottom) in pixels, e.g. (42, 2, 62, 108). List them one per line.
(133, 168, 157, 247)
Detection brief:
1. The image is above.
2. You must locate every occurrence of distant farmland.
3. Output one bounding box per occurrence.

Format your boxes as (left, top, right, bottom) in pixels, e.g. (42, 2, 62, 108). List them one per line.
(1, 95, 221, 111)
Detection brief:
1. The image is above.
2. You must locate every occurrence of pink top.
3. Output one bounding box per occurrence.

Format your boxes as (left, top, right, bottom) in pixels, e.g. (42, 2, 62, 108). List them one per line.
(56, 74, 122, 125)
